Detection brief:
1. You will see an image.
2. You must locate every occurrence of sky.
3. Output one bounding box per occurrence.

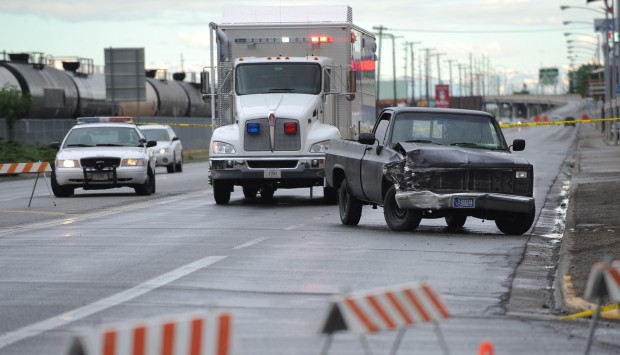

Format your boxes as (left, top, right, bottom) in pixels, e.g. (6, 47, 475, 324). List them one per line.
(0, 0, 610, 95)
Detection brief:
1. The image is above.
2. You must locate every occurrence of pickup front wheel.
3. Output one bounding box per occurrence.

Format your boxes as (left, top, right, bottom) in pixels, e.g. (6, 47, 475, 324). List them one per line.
(383, 185, 421, 231)
(338, 180, 362, 225)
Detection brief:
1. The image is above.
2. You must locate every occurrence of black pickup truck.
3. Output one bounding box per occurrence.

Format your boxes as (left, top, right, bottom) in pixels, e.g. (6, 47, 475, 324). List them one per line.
(325, 107, 535, 235)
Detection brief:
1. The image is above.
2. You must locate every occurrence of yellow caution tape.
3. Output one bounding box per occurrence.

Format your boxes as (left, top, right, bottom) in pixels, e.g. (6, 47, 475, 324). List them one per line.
(559, 303, 619, 320)
(137, 122, 214, 128)
(500, 117, 620, 128)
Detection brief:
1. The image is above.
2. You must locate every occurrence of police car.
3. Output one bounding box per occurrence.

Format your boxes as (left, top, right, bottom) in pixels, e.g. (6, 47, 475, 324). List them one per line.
(50, 117, 157, 197)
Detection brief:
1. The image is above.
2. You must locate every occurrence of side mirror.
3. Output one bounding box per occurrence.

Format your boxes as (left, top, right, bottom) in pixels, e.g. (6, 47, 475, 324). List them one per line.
(358, 132, 376, 145)
(50, 142, 60, 149)
(172, 137, 180, 141)
(146, 140, 158, 148)
(511, 139, 525, 151)
(200, 70, 210, 94)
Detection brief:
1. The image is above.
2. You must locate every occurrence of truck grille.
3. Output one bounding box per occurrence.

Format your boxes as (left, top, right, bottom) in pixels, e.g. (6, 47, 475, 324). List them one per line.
(247, 160, 298, 169)
(422, 168, 531, 195)
(81, 157, 121, 170)
(244, 118, 301, 151)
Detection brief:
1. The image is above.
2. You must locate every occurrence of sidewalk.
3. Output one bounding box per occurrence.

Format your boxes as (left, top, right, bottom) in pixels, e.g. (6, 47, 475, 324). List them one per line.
(558, 122, 620, 318)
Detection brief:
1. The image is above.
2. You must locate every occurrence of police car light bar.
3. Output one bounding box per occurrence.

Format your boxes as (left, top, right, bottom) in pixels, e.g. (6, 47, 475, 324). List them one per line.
(77, 117, 133, 124)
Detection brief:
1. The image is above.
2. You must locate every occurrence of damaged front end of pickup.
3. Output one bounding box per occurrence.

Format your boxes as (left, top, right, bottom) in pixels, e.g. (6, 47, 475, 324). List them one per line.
(382, 143, 535, 216)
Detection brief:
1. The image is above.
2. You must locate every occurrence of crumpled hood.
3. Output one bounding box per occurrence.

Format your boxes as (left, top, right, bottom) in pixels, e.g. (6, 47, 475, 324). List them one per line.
(397, 142, 531, 168)
(236, 94, 317, 119)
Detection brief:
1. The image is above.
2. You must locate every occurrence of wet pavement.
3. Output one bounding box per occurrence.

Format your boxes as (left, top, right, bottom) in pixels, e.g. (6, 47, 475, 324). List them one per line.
(558, 121, 620, 319)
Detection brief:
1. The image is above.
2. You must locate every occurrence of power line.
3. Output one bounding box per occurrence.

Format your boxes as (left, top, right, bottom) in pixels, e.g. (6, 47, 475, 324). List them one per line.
(387, 27, 590, 34)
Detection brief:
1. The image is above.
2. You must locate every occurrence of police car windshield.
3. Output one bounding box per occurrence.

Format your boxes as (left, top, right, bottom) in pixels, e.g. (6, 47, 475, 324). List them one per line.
(65, 127, 141, 148)
(235, 63, 322, 95)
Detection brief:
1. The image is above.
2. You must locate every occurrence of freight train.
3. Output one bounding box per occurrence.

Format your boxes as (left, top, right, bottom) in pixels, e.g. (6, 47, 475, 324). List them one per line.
(0, 52, 210, 119)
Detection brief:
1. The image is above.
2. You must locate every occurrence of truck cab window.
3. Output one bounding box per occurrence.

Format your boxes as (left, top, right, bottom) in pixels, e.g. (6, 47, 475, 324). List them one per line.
(236, 63, 322, 95)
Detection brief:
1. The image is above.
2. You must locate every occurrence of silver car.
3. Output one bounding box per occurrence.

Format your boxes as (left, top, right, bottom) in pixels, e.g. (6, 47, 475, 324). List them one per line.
(139, 125, 183, 173)
(50, 117, 157, 197)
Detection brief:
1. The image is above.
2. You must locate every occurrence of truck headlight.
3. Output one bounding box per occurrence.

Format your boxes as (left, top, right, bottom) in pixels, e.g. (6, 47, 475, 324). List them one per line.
(212, 141, 236, 154)
(122, 158, 146, 166)
(310, 140, 330, 153)
(515, 171, 528, 179)
(56, 159, 80, 168)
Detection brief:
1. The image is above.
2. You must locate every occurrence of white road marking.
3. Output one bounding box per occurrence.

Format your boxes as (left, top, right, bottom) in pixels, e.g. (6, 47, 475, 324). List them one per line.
(0, 255, 227, 349)
(284, 224, 305, 230)
(232, 237, 270, 249)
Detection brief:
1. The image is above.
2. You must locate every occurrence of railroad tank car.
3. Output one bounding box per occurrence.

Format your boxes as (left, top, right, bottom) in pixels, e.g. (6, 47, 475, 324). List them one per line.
(145, 70, 189, 117)
(174, 72, 211, 117)
(115, 81, 159, 117)
(1, 52, 211, 119)
(0, 54, 79, 118)
(61, 63, 114, 117)
(0, 66, 21, 91)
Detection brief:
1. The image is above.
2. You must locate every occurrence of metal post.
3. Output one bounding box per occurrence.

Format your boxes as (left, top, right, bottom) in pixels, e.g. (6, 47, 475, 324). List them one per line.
(583, 296, 603, 355)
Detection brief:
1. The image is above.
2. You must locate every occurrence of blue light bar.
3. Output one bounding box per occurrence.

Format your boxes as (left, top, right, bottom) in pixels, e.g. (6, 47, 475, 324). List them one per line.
(247, 122, 260, 134)
(76, 117, 133, 124)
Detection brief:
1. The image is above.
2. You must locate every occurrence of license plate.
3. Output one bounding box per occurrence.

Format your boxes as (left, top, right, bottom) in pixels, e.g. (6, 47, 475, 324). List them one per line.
(453, 197, 475, 208)
(92, 172, 109, 181)
(264, 169, 281, 178)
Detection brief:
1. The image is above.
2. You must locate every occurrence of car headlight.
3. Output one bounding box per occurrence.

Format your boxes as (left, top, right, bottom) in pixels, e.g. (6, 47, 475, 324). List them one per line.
(516, 171, 528, 179)
(121, 158, 147, 167)
(158, 148, 169, 154)
(56, 159, 80, 168)
(310, 140, 330, 153)
(212, 141, 236, 154)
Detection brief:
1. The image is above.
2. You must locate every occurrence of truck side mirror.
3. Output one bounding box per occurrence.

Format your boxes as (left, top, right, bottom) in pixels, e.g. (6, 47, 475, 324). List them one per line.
(511, 139, 525, 151)
(200, 70, 210, 94)
(358, 132, 376, 145)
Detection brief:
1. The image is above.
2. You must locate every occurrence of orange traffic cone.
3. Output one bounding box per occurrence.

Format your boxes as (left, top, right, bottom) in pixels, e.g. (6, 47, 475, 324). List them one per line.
(478, 341, 494, 355)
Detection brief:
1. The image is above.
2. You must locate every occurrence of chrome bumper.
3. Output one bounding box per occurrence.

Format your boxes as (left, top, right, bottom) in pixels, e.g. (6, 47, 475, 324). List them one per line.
(395, 190, 535, 213)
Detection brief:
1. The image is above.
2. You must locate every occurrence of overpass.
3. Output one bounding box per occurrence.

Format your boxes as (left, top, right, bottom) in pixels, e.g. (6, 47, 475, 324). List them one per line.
(482, 94, 583, 119)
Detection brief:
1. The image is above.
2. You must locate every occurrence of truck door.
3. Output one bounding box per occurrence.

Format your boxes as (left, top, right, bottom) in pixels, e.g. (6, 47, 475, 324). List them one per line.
(360, 112, 400, 203)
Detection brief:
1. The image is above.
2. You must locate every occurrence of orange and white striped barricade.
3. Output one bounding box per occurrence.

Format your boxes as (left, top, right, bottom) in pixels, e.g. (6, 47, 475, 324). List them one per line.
(0, 162, 55, 207)
(583, 259, 620, 355)
(65, 310, 236, 355)
(319, 282, 451, 355)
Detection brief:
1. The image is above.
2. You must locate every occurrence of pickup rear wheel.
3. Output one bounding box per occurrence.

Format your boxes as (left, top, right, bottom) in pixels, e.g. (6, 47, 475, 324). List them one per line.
(383, 185, 421, 231)
(338, 180, 362, 225)
(213, 178, 232, 204)
(495, 209, 535, 235)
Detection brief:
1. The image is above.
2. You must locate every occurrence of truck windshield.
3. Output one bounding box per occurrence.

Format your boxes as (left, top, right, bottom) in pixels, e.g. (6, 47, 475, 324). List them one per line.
(390, 113, 507, 150)
(236, 63, 322, 95)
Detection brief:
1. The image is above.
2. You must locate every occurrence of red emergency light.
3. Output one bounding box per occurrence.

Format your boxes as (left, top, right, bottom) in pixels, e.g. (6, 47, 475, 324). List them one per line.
(311, 36, 333, 43)
(283, 122, 298, 134)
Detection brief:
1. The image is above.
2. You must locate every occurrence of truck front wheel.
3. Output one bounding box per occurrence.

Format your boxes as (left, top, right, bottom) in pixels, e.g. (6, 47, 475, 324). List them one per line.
(494, 209, 535, 235)
(383, 185, 421, 231)
(338, 180, 362, 225)
(213, 178, 232, 204)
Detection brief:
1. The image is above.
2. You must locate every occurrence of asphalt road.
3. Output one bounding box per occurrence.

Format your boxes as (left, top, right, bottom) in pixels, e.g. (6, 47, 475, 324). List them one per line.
(0, 123, 619, 355)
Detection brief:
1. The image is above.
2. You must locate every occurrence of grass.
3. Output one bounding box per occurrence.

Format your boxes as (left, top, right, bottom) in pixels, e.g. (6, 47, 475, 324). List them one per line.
(0, 139, 211, 164)
(0, 139, 58, 164)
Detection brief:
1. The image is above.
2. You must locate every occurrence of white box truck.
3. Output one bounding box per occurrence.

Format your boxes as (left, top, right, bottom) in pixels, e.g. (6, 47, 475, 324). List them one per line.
(202, 5, 376, 204)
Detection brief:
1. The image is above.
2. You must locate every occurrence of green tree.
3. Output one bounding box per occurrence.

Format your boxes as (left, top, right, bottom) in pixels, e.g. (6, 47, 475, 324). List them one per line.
(568, 63, 603, 97)
(0, 85, 31, 142)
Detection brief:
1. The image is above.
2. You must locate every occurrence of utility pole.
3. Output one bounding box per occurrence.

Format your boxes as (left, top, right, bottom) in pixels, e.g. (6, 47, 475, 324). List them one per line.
(390, 34, 403, 105)
(409, 42, 420, 105)
(469, 52, 474, 96)
(372, 25, 386, 116)
(432, 53, 445, 83)
(421, 48, 435, 105)
(445, 59, 456, 94)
